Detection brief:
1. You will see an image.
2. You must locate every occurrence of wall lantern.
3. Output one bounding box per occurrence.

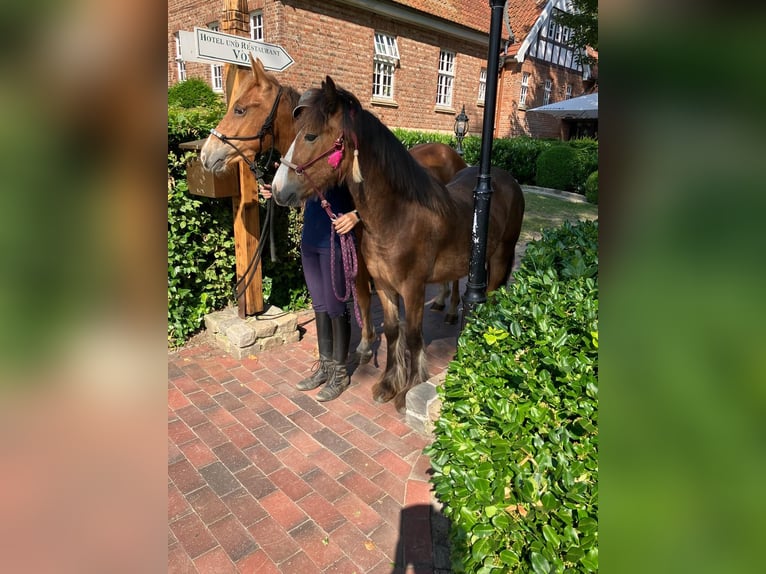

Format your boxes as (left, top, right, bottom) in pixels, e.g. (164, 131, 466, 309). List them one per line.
(454, 104, 470, 157)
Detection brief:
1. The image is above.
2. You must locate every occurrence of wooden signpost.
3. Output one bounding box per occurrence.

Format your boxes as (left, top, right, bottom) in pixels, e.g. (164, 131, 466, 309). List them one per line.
(179, 0, 293, 318)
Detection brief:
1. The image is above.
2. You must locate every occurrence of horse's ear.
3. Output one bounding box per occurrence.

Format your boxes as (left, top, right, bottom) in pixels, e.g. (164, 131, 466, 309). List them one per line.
(224, 64, 251, 109)
(322, 76, 339, 111)
(249, 54, 266, 85)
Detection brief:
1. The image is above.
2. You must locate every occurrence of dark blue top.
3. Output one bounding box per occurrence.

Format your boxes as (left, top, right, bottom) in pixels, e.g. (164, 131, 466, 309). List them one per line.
(301, 186, 356, 248)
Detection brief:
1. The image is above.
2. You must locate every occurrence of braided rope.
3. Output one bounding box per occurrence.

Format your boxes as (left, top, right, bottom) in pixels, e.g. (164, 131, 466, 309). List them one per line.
(329, 218, 362, 328)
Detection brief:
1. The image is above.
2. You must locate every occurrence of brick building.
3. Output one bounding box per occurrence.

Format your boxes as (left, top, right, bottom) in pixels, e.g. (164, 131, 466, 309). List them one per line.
(168, 0, 597, 139)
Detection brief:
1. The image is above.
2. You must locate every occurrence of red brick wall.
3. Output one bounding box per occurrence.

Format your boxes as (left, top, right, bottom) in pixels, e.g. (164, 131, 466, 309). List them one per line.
(275, 2, 490, 134)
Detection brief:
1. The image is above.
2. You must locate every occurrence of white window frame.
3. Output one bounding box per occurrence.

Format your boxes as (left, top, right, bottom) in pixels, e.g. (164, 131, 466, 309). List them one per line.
(436, 50, 455, 108)
(519, 72, 530, 107)
(174, 32, 186, 82)
(477, 68, 487, 104)
(543, 79, 552, 105)
(374, 32, 400, 62)
(250, 11, 263, 41)
(372, 32, 399, 100)
(208, 22, 224, 92)
(565, 84, 573, 99)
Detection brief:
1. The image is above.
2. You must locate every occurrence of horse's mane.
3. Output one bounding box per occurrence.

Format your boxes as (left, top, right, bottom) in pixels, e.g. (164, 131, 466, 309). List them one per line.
(282, 85, 302, 111)
(300, 83, 457, 217)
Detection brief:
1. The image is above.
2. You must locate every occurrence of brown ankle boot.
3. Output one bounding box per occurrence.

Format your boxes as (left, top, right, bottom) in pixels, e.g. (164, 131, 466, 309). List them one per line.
(296, 312, 332, 391)
(296, 355, 332, 391)
(316, 312, 351, 401)
(316, 361, 350, 401)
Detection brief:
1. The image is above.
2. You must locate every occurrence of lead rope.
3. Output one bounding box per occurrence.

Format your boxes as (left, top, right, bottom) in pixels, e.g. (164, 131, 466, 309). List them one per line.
(329, 218, 361, 328)
(315, 194, 361, 329)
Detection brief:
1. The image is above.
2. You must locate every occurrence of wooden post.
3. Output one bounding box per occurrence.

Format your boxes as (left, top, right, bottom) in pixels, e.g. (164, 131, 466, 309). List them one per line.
(222, 0, 264, 318)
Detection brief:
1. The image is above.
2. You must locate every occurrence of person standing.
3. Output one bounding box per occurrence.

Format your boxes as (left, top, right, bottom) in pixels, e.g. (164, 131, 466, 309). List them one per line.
(260, 183, 362, 401)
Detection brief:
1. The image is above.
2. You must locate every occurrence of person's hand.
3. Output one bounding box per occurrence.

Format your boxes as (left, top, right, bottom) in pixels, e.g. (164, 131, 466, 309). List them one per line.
(333, 210, 361, 235)
(259, 183, 273, 200)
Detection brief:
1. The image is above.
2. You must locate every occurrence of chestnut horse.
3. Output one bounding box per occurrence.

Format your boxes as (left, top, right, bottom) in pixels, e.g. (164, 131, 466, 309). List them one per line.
(199, 57, 467, 361)
(271, 77, 525, 412)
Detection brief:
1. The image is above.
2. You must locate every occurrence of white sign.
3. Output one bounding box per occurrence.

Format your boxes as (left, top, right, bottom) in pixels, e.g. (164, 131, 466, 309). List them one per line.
(178, 28, 294, 72)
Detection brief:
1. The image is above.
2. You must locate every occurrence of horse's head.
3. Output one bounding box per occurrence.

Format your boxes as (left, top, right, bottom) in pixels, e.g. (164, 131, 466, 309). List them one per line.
(271, 76, 363, 207)
(200, 55, 286, 174)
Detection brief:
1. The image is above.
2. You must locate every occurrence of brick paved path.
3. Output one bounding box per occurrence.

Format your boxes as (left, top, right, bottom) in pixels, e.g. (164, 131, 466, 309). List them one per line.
(169, 285, 461, 573)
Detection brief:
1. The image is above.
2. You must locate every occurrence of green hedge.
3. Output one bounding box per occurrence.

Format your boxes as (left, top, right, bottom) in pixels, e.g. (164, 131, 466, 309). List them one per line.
(391, 128, 456, 149)
(585, 171, 598, 205)
(168, 77, 224, 109)
(390, 131, 596, 191)
(425, 220, 598, 573)
(535, 145, 579, 192)
(168, 101, 308, 347)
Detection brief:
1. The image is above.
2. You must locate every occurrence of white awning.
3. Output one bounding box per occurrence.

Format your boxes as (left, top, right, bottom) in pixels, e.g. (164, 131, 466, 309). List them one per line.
(528, 93, 598, 119)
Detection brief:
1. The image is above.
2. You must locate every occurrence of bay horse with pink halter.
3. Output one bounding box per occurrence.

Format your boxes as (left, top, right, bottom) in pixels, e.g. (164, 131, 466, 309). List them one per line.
(271, 76, 525, 412)
(199, 56, 467, 362)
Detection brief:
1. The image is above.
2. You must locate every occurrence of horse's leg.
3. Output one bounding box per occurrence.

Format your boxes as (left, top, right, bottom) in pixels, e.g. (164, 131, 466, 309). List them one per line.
(444, 279, 460, 325)
(354, 244, 375, 363)
(430, 282, 449, 311)
(371, 287, 406, 404)
(487, 243, 517, 291)
(393, 284, 428, 414)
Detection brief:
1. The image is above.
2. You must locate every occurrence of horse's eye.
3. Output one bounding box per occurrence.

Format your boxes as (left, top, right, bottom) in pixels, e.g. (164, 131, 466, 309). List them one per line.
(304, 133, 317, 142)
(233, 105, 246, 116)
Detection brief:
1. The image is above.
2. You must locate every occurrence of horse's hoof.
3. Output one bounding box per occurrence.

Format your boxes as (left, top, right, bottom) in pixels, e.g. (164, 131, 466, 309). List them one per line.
(444, 313, 458, 325)
(393, 391, 408, 414)
(430, 301, 446, 312)
(355, 349, 373, 365)
(372, 383, 396, 404)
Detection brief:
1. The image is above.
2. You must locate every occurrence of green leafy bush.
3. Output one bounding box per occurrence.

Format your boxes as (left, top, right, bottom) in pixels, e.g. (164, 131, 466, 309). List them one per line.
(426, 220, 598, 573)
(487, 137, 557, 185)
(168, 152, 236, 346)
(585, 171, 598, 204)
(168, 103, 227, 150)
(168, 77, 223, 109)
(568, 139, 599, 194)
(390, 130, 595, 188)
(391, 128, 455, 149)
(535, 145, 579, 191)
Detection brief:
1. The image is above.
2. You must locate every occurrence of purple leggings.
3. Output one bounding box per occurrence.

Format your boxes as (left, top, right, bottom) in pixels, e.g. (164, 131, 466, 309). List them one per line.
(301, 243, 348, 318)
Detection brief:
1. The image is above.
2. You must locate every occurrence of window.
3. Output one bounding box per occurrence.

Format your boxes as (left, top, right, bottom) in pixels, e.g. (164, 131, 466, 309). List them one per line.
(372, 32, 399, 100)
(250, 11, 263, 41)
(519, 72, 530, 107)
(208, 23, 223, 92)
(436, 50, 455, 107)
(543, 79, 552, 105)
(174, 32, 186, 82)
(477, 68, 487, 103)
(548, 20, 556, 39)
(565, 84, 573, 99)
(547, 12, 571, 44)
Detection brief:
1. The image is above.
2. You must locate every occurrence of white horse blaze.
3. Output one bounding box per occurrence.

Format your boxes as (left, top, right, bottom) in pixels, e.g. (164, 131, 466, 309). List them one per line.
(271, 139, 295, 196)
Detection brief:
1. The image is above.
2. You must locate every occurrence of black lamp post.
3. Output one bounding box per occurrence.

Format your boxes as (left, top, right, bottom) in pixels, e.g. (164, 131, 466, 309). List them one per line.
(462, 0, 506, 327)
(454, 105, 469, 157)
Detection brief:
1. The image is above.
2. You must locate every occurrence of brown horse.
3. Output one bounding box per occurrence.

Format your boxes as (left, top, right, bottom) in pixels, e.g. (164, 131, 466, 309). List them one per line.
(271, 76, 525, 412)
(199, 57, 467, 360)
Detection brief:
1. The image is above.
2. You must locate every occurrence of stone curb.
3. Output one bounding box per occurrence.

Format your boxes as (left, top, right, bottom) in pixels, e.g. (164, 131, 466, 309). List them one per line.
(405, 371, 446, 437)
